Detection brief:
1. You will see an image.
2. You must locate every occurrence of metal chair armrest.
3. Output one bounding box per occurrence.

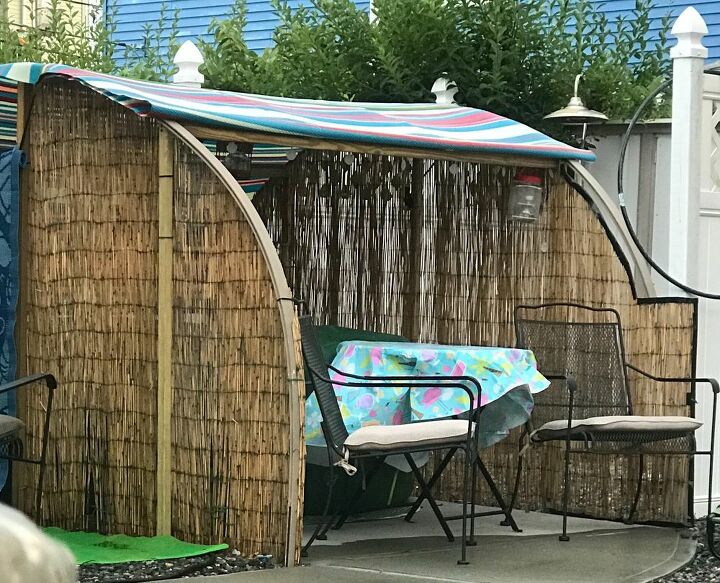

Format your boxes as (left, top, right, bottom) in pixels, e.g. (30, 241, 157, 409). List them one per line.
(538, 373, 577, 435)
(544, 373, 577, 394)
(306, 364, 479, 421)
(0, 373, 57, 396)
(326, 363, 482, 401)
(625, 363, 720, 394)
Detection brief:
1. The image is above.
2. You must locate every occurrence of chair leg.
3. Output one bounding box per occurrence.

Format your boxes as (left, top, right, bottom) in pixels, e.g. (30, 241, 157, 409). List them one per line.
(467, 456, 478, 546)
(501, 436, 525, 526)
(405, 454, 455, 542)
(35, 389, 54, 522)
(458, 448, 471, 565)
(626, 454, 644, 524)
(476, 458, 521, 532)
(405, 448, 456, 522)
(331, 459, 383, 531)
(302, 463, 338, 556)
(560, 440, 572, 542)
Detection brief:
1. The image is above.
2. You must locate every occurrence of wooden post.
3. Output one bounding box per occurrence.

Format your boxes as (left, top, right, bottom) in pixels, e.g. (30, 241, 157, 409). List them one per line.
(156, 128, 174, 535)
(13, 82, 32, 510)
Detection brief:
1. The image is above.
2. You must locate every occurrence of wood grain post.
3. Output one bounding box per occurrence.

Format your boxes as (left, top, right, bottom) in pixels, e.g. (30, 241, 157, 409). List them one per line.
(156, 127, 175, 535)
(13, 82, 32, 511)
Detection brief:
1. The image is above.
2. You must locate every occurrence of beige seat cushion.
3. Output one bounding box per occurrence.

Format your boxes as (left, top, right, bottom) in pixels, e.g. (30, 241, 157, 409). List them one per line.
(0, 415, 24, 441)
(531, 415, 701, 443)
(345, 419, 474, 453)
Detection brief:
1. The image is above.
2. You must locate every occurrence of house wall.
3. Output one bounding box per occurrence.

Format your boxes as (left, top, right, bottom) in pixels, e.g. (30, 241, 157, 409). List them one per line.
(591, 0, 720, 60)
(108, 0, 370, 54)
(4, 0, 97, 28)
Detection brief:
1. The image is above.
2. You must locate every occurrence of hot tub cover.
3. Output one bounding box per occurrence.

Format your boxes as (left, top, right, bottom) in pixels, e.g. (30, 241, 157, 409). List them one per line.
(0, 62, 595, 162)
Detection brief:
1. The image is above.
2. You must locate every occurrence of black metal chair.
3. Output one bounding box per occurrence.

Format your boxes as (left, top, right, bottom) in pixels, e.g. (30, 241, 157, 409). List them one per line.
(299, 314, 520, 564)
(511, 302, 718, 542)
(0, 373, 57, 518)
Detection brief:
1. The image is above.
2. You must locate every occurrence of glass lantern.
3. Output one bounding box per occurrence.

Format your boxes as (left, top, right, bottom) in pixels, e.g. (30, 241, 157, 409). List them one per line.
(508, 173, 543, 222)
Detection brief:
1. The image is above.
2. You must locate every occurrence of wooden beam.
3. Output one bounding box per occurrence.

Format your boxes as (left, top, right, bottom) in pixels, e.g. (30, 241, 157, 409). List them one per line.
(156, 127, 174, 535)
(15, 82, 33, 148)
(184, 124, 559, 169)
(13, 83, 32, 510)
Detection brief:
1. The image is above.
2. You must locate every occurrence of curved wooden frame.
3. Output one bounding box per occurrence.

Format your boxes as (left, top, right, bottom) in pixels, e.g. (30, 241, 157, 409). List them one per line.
(161, 120, 305, 566)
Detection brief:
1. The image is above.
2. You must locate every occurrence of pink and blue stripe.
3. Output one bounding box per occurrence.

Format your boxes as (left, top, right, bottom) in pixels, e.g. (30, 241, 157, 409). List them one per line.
(0, 63, 595, 162)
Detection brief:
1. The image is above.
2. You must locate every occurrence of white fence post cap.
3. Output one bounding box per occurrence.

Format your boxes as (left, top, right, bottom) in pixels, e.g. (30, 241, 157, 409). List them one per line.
(431, 77, 458, 105)
(671, 7, 708, 59)
(173, 40, 205, 88)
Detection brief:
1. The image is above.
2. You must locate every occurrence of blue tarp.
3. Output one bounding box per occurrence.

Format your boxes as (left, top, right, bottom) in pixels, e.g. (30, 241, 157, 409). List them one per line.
(0, 148, 22, 490)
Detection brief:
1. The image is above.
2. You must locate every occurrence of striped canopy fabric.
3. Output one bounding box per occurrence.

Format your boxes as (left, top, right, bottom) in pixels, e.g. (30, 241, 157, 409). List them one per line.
(0, 62, 595, 162)
(0, 79, 17, 149)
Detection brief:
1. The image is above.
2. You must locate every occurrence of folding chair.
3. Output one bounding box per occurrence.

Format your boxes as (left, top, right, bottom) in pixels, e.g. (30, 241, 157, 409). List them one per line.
(510, 302, 717, 542)
(0, 373, 58, 518)
(299, 315, 519, 564)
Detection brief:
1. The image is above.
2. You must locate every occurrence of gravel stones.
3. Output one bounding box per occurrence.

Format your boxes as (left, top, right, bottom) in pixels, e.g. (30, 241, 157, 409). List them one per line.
(657, 520, 720, 583)
(79, 550, 274, 582)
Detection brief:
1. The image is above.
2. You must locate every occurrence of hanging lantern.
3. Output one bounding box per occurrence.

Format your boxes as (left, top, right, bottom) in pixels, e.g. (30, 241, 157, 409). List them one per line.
(223, 141, 253, 180)
(508, 173, 543, 222)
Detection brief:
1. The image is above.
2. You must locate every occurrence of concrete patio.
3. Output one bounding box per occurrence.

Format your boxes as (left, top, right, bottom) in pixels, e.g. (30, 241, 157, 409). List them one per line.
(175, 501, 696, 583)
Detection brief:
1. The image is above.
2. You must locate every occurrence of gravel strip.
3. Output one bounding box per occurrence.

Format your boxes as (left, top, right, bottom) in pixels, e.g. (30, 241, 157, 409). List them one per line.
(78, 550, 274, 582)
(656, 520, 720, 583)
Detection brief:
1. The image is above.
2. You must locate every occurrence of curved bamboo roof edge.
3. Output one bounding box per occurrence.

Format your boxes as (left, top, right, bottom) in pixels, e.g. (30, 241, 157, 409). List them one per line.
(0, 62, 595, 165)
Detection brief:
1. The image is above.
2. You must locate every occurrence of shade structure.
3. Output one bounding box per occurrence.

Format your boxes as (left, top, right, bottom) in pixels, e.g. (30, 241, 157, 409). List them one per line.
(0, 64, 698, 568)
(0, 63, 594, 163)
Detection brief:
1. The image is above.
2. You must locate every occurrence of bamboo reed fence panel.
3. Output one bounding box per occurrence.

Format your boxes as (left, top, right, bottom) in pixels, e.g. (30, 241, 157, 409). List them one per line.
(16, 78, 159, 533)
(172, 142, 295, 558)
(254, 151, 696, 524)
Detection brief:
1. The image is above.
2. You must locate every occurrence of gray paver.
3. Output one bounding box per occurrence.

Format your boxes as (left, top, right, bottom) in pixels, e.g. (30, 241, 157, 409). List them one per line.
(167, 504, 695, 583)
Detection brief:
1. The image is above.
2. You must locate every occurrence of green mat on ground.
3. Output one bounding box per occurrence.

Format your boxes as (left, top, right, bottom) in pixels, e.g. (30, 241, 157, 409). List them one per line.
(43, 528, 228, 565)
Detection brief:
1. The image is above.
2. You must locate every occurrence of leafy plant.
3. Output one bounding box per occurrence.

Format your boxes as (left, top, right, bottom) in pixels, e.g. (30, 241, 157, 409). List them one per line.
(198, 0, 260, 92)
(117, 2, 180, 81)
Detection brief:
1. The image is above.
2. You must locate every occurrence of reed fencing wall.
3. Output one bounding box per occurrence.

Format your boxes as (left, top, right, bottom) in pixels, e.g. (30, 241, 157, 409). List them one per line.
(254, 150, 696, 523)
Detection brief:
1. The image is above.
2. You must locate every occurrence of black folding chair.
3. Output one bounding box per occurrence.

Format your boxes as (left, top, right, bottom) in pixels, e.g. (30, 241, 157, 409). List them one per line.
(510, 302, 718, 542)
(0, 373, 58, 518)
(299, 315, 519, 564)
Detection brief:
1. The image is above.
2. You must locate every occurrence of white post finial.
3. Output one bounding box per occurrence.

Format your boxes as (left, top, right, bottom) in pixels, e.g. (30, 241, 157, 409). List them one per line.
(173, 40, 204, 88)
(431, 77, 458, 105)
(658, 7, 708, 295)
(671, 7, 709, 59)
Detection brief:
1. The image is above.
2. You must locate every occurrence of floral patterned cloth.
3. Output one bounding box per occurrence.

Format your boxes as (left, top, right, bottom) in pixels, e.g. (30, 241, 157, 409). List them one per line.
(305, 341, 549, 449)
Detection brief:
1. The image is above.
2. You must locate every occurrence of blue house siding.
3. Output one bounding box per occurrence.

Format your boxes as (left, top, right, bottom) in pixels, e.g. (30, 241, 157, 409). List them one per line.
(108, 0, 371, 54)
(590, 0, 720, 60)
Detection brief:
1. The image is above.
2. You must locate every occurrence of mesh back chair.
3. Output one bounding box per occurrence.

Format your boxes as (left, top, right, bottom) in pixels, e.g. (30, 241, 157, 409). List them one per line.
(0, 373, 58, 517)
(512, 302, 718, 541)
(298, 315, 520, 564)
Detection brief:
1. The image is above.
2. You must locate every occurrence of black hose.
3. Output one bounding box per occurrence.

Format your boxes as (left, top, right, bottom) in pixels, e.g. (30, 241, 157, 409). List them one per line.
(615, 67, 720, 299)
